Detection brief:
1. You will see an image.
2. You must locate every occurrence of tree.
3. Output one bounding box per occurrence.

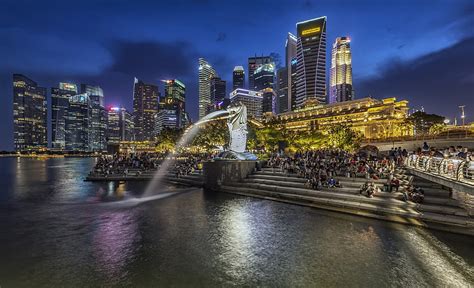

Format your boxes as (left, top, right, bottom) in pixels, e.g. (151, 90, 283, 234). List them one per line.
(406, 111, 445, 135)
(155, 128, 182, 152)
(191, 121, 228, 151)
(325, 124, 362, 152)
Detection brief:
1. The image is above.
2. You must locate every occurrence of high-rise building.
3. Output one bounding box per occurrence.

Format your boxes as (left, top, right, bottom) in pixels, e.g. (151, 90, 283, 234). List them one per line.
(107, 107, 133, 145)
(330, 37, 353, 104)
(163, 79, 186, 128)
(65, 93, 91, 151)
(286, 33, 297, 112)
(248, 55, 272, 91)
(295, 16, 327, 107)
(133, 78, 159, 141)
(51, 82, 77, 149)
(210, 77, 226, 112)
(81, 84, 107, 151)
(253, 63, 275, 91)
(229, 88, 263, 119)
(13, 74, 47, 151)
(198, 58, 217, 119)
(262, 88, 276, 115)
(277, 67, 289, 114)
(232, 66, 245, 90)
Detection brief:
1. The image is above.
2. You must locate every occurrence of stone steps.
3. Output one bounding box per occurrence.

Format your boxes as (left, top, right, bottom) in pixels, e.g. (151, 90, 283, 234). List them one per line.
(219, 184, 474, 234)
(255, 170, 452, 199)
(234, 181, 468, 217)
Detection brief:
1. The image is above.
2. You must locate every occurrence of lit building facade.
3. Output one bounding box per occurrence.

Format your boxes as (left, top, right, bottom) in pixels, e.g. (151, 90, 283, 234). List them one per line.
(65, 93, 91, 151)
(262, 88, 277, 115)
(232, 66, 245, 90)
(198, 58, 217, 119)
(51, 82, 77, 149)
(277, 67, 289, 114)
(330, 37, 353, 104)
(107, 107, 134, 145)
(248, 55, 272, 91)
(296, 16, 327, 107)
(81, 84, 107, 151)
(163, 79, 186, 128)
(273, 97, 412, 139)
(133, 78, 159, 141)
(253, 63, 275, 91)
(210, 77, 226, 112)
(229, 88, 263, 119)
(285, 33, 297, 113)
(13, 74, 47, 151)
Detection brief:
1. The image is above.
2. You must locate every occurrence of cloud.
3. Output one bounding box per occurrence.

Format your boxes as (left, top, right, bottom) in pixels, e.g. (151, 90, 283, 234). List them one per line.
(357, 36, 474, 121)
(0, 28, 112, 76)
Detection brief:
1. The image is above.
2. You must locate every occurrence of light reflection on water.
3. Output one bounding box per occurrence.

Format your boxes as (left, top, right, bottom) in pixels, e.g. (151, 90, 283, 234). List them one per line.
(0, 157, 473, 287)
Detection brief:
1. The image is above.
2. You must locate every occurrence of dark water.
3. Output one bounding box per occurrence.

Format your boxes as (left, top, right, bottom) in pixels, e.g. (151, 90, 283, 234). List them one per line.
(0, 157, 473, 287)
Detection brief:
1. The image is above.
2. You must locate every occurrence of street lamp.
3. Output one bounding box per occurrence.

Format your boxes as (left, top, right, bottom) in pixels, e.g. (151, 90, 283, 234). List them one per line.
(444, 119, 450, 139)
(459, 105, 466, 126)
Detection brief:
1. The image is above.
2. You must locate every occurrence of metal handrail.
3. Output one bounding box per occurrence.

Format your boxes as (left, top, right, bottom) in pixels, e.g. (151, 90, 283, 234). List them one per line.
(405, 154, 473, 185)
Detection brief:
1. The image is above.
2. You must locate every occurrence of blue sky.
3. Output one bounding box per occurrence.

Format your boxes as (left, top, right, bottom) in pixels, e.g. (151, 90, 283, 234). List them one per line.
(0, 0, 473, 150)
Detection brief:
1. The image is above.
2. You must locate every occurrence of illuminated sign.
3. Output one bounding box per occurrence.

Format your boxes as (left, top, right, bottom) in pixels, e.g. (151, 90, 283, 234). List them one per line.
(301, 27, 321, 36)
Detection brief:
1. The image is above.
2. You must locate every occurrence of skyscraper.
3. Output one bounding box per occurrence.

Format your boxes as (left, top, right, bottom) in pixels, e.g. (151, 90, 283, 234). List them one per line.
(248, 55, 272, 91)
(229, 88, 263, 119)
(51, 82, 77, 149)
(277, 67, 288, 114)
(65, 93, 91, 151)
(81, 84, 107, 151)
(330, 37, 353, 104)
(232, 66, 245, 90)
(295, 16, 327, 108)
(253, 63, 275, 91)
(13, 74, 47, 151)
(163, 79, 186, 128)
(286, 33, 297, 112)
(133, 78, 159, 141)
(107, 107, 134, 145)
(198, 58, 217, 119)
(210, 77, 226, 111)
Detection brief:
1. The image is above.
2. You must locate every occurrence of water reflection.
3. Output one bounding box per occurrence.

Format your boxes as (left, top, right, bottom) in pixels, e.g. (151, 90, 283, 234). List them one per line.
(93, 209, 140, 284)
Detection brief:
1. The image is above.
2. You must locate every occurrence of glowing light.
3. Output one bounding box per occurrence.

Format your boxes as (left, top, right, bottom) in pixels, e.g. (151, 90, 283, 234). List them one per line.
(301, 27, 321, 36)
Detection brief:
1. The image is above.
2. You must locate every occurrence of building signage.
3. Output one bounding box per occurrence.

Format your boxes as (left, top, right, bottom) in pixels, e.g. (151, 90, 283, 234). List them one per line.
(301, 27, 321, 36)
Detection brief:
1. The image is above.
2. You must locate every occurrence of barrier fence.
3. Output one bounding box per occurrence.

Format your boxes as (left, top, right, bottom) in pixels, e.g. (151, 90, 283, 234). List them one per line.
(405, 155, 474, 186)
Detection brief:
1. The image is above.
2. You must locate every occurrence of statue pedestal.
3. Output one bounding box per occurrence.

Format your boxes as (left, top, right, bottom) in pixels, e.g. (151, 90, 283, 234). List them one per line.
(203, 160, 259, 191)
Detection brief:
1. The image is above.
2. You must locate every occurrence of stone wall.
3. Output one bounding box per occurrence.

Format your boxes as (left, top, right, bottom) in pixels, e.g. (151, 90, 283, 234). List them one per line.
(203, 160, 258, 191)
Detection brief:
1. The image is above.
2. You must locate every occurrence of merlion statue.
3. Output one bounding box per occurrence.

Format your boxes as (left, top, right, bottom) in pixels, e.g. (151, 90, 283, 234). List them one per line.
(226, 105, 247, 153)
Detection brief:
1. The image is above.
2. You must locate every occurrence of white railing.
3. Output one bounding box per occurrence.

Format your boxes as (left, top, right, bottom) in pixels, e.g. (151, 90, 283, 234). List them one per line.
(405, 155, 474, 186)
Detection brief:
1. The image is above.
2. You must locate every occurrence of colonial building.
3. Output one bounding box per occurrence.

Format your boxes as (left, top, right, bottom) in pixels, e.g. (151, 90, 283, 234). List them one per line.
(269, 97, 412, 139)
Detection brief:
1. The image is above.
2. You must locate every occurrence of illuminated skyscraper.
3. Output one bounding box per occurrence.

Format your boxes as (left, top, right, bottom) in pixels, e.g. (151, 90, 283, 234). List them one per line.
(198, 58, 217, 119)
(162, 79, 186, 128)
(107, 107, 134, 145)
(13, 74, 47, 151)
(133, 78, 159, 141)
(210, 77, 226, 111)
(286, 33, 297, 112)
(65, 93, 91, 151)
(330, 37, 353, 103)
(51, 82, 77, 149)
(295, 16, 327, 107)
(277, 67, 288, 114)
(232, 66, 245, 90)
(248, 55, 272, 91)
(81, 84, 107, 151)
(253, 63, 275, 91)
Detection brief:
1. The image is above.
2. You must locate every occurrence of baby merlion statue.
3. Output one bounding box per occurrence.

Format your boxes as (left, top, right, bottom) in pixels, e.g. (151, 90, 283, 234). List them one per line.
(226, 104, 247, 153)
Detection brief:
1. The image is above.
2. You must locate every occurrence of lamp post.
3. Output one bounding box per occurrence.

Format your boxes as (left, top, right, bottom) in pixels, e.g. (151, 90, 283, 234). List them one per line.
(459, 105, 466, 138)
(444, 119, 450, 139)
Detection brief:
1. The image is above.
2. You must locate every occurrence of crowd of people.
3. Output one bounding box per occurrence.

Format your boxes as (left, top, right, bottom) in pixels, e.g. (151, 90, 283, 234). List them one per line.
(418, 142, 473, 160)
(266, 149, 406, 196)
(91, 152, 214, 177)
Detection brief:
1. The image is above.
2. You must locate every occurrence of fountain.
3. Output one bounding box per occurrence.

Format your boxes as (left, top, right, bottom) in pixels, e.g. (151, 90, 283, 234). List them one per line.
(143, 103, 257, 196)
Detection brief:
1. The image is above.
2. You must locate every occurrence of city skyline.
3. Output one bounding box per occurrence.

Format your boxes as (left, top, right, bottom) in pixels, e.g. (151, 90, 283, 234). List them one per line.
(1, 0, 473, 150)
